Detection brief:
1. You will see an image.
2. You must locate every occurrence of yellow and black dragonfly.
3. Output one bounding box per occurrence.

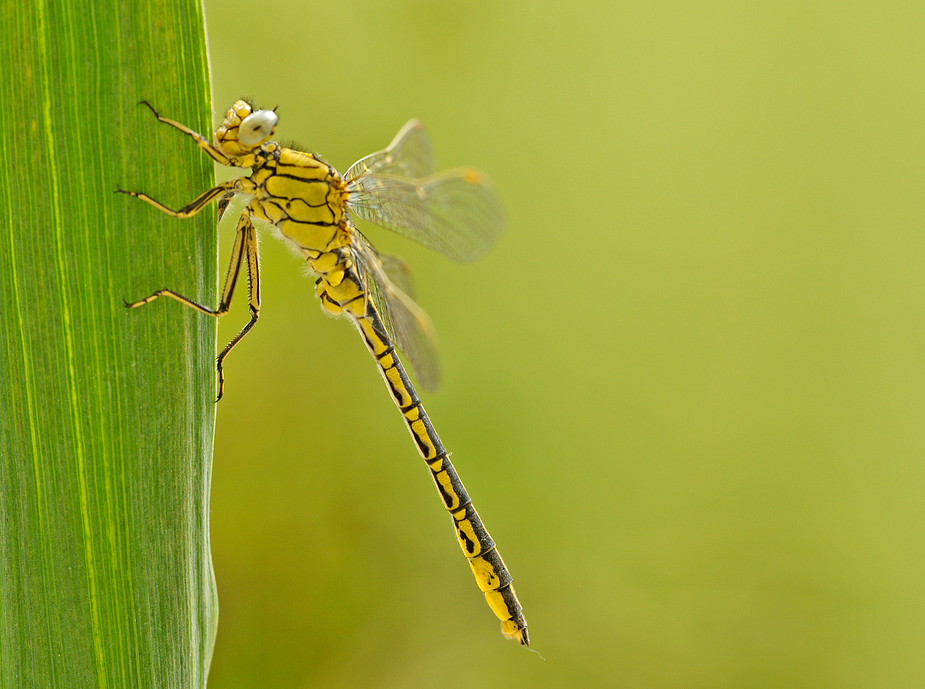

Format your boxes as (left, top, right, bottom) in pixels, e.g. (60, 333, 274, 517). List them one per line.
(119, 100, 528, 645)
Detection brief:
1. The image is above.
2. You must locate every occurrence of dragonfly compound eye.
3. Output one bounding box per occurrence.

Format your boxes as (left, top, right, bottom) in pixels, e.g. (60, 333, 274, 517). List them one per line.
(239, 109, 279, 147)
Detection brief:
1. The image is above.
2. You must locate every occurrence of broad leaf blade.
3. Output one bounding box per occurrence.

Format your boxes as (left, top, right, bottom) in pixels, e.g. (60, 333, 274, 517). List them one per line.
(0, 0, 217, 686)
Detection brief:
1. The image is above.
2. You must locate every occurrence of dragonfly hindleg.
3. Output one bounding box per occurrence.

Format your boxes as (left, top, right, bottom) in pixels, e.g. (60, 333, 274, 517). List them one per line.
(214, 212, 261, 401)
(124, 210, 262, 401)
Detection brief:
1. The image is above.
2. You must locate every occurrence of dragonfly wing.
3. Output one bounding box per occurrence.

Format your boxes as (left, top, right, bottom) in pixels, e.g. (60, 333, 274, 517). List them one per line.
(345, 119, 435, 181)
(346, 169, 503, 263)
(376, 251, 417, 300)
(353, 237, 441, 392)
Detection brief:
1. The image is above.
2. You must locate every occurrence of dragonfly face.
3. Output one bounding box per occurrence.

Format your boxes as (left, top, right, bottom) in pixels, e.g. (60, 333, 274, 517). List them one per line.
(214, 100, 278, 159)
(118, 100, 528, 645)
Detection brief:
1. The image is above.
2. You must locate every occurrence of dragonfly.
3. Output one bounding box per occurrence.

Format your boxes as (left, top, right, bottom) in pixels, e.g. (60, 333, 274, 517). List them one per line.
(118, 100, 528, 645)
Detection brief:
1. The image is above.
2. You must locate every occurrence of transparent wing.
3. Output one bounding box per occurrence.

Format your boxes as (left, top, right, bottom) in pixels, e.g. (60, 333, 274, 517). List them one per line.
(353, 236, 441, 392)
(346, 168, 503, 263)
(377, 252, 417, 300)
(344, 119, 435, 181)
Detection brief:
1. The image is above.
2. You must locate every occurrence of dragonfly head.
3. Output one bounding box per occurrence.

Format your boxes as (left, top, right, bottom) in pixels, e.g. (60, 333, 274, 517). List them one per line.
(215, 100, 278, 158)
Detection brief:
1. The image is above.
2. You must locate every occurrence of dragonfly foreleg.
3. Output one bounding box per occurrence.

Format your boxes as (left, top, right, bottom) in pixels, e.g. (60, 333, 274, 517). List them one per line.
(137, 99, 233, 166)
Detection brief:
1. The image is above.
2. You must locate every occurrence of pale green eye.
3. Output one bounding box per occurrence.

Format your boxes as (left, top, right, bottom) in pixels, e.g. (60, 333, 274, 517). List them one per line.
(239, 109, 278, 146)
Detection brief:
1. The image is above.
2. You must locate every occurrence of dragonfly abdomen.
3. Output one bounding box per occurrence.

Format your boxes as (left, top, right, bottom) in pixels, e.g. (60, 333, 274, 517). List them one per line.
(350, 299, 529, 645)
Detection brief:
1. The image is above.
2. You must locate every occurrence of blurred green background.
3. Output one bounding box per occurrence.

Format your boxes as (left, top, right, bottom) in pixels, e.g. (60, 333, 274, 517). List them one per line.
(199, 1, 924, 687)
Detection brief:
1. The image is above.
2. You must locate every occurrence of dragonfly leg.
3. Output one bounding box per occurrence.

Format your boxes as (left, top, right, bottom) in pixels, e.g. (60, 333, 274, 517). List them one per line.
(217, 190, 237, 222)
(125, 210, 260, 401)
(115, 179, 236, 219)
(137, 100, 233, 166)
(214, 211, 261, 401)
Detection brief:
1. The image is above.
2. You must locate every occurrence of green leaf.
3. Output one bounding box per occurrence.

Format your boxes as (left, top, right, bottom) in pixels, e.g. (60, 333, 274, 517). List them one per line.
(0, 0, 218, 686)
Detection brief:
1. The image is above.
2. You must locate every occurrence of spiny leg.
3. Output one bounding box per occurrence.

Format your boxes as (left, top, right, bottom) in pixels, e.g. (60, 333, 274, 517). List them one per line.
(217, 190, 237, 222)
(135, 99, 233, 166)
(124, 211, 261, 401)
(115, 179, 236, 219)
(214, 212, 261, 401)
(123, 206, 249, 316)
